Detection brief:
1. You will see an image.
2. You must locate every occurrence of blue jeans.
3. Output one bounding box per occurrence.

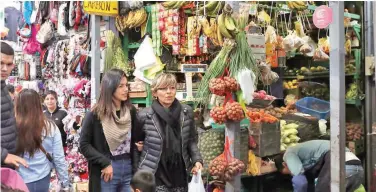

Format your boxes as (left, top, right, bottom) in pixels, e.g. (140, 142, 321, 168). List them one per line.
(345, 165, 364, 192)
(26, 172, 51, 192)
(101, 158, 132, 192)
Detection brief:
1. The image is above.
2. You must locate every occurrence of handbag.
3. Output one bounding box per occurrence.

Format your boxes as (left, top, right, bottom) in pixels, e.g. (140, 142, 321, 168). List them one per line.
(19, 24, 32, 38)
(36, 20, 54, 44)
(39, 145, 53, 162)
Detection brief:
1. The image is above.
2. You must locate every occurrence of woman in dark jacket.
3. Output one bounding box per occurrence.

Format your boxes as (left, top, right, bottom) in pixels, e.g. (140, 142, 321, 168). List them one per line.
(43, 90, 68, 150)
(79, 69, 140, 192)
(136, 73, 203, 192)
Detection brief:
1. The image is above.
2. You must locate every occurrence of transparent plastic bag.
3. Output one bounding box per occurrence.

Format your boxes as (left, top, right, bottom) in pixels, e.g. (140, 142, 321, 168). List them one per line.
(313, 48, 329, 61)
(188, 170, 205, 192)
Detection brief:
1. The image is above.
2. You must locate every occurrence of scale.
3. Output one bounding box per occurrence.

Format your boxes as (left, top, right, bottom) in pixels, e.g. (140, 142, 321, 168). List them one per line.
(178, 64, 208, 101)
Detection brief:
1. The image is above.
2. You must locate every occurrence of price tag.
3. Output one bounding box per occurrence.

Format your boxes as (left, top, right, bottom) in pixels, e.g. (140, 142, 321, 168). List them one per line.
(313, 5, 333, 29)
(279, 4, 290, 14)
(249, 4, 258, 15)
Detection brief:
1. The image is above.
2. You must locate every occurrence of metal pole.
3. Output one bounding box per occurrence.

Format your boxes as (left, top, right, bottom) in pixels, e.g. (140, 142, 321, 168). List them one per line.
(91, 15, 101, 107)
(329, 1, 346, 192)
(225, 121, 241, 192)
(364, 2, 374, 190)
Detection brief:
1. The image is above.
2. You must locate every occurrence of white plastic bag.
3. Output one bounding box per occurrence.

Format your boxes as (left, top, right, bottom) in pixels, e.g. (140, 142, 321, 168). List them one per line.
(134, 35, 157, 71)
(188, 170, 206, 192)
(237, 68, 256, 105)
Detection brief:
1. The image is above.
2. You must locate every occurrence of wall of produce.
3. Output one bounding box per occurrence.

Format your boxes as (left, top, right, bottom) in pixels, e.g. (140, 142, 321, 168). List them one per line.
(112, 1, 366, 190)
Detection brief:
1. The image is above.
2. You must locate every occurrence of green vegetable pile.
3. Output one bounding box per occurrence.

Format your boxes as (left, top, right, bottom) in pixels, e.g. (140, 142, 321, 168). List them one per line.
(280, 120, 300, 151)
(104, 30, 131, 76)
(198, 129, 225, 174)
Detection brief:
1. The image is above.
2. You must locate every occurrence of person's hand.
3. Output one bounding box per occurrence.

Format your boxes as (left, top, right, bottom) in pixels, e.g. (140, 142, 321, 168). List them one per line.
(101, 165, 113, 182)
(4, 154, 28, 168)
(191, 162, 203, 175)
(75, 115, 81, 124)
(135, 141, 144, 152)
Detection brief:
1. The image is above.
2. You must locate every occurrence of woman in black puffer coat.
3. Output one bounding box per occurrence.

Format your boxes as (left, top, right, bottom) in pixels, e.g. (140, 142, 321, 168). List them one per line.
(135, 73, 203, 192)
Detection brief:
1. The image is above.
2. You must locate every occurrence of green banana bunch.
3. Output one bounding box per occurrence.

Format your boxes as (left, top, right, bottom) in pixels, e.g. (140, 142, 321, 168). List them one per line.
(199, 1, 218, 13)
(162, 1, 187, 10)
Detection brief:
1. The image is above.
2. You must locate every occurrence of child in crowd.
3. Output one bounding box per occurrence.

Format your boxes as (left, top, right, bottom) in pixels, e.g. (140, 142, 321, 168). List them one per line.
(131, 170, 156, 192)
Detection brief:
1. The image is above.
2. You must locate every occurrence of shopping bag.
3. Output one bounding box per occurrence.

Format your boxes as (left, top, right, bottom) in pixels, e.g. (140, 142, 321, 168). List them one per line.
(134, 35, 157, 71)
(188, 170, 206, 192)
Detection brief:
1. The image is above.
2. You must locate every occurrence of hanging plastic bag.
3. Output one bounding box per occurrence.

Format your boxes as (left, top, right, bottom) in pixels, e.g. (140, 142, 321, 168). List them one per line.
(313, 48, 329, 61)
(188, 170, 205, 192)
(265, 25, 277, 44)
(282, 31, 295, 52)
(259, 61, 279, 85)
(236, 68, 256, 105)
(134, 35, 157, 70)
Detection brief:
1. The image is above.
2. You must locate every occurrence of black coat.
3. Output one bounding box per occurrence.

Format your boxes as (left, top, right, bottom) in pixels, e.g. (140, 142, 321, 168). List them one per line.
(79, 106, 139, 192)
(136, 104, 203, 174)
(1, 81, 17, 166)
(44, 107, 68, 147)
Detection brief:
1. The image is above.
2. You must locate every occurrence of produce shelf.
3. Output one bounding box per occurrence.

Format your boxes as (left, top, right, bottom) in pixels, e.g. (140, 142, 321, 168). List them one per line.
(211, 119, 250, 129)
(128, 43, 140, 49)
(345, 98, 363, 106)
(283, 73, 356, 80)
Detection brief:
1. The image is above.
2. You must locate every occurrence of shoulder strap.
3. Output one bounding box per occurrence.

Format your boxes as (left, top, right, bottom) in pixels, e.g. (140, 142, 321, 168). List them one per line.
(39, 145, 53, 162)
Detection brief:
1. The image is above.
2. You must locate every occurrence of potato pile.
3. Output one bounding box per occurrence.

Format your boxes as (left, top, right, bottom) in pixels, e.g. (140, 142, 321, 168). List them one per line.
(346, 123, 363, 141)
(209, 78, 226, 96)
(247, 106, 296, 119)
(225, 102, 245, 121)
(223, 77, 239, 92)
(223, 158, 246, 181)
(210, 106, 227, 124)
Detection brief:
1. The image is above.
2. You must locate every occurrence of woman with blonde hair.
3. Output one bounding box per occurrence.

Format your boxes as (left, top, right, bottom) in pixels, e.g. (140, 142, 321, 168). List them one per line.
(135, 73, 203, 192)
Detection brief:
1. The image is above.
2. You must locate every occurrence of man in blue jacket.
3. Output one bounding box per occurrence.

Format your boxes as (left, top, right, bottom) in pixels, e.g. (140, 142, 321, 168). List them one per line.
(275, 140, 363, 192)
(1, 42, 27, 169)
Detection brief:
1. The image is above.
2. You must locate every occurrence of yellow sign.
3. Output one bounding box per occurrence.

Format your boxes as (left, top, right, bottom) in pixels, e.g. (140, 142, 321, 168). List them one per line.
(83, 1, 118, 16)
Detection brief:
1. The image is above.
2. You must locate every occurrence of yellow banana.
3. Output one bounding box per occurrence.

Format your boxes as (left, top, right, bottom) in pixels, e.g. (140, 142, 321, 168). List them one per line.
(125, 11, 135, 27)
(199, 17, 213, 37)
(224, 15, 237, 31)
(218, 13, 233, 39)
(217, 23, 223, 45)
(162, 1, 178, 9)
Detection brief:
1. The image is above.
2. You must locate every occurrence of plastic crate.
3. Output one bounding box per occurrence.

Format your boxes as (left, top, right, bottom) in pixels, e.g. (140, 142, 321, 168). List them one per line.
(296, 97, 330, 119)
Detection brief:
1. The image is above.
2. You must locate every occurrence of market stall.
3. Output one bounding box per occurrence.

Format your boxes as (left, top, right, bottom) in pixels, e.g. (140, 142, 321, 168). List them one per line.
(2, 1, 373, 192)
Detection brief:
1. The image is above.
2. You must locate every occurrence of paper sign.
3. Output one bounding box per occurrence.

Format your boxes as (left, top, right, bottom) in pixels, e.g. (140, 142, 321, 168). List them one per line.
(83, 1, 118, 16)
(313, 5, 333, 29)
(247, 34, 266, 61)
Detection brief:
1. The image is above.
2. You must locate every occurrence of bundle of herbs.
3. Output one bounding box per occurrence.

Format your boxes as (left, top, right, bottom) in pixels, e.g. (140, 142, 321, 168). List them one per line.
(230, 7, 260, 88)
(195, 39, 236, 108)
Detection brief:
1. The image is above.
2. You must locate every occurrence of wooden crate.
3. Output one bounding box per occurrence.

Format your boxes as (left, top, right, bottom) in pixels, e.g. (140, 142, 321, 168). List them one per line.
(129, 91, 147, 98)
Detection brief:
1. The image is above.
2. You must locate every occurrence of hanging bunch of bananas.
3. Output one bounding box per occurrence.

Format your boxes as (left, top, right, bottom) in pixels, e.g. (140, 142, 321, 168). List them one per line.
(199, 17, 222, 46)
(216, 4, 238, 42)
(287, 1, 308, 11)
(162, 1, 189, 10)
(115, 8, 148, 35)
(199, 1, 224, 15)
